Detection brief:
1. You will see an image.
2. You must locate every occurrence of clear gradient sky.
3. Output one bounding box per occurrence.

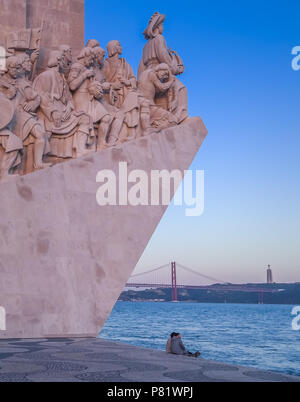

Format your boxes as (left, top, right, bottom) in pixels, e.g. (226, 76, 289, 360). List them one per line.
(86, 0, 300, 283)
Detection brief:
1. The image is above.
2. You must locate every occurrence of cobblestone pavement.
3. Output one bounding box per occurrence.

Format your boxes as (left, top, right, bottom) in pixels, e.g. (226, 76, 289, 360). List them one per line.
(0, 338, 299, 382)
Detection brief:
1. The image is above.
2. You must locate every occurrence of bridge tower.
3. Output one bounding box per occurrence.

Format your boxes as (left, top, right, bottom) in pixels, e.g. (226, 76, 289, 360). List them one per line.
(171, 262, 178, 302)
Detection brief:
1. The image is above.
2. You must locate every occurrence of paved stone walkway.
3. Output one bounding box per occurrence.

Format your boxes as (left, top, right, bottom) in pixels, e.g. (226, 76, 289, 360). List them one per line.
(0, 338, 299, 382)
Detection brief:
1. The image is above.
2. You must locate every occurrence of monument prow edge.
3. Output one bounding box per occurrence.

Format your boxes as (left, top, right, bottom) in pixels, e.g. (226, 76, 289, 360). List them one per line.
(0, 117, 207, 339)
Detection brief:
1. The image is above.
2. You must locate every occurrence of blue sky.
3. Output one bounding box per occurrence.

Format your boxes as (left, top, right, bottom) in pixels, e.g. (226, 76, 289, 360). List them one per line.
(86, 0, 300, 283)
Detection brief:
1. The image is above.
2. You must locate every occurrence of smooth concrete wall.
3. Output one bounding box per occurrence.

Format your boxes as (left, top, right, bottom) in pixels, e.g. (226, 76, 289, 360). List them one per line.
(0, 118, 207, 339)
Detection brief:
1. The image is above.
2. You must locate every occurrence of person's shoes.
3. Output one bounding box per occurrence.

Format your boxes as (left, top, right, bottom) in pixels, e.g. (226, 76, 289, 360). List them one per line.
(194, 351, 201, 358)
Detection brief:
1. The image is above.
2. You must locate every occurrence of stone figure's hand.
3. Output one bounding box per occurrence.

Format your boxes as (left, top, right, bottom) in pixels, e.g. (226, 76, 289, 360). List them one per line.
(94, 88, 103, 99)
(119, 77, 130, 86)
(85, 70, 95, 79)
(52, 111, 62, 127)
(177, 65, 185, 75)
(5, 86, 17, 100)
(88, 81, 103, 99)
(31, 50, 40, 65)
(113, 82, 123, 91)
(62, 106, 72, 122)
(169, 99, 178, 113)
(102, 82, 111, 92)
(23, 101, 34, 113)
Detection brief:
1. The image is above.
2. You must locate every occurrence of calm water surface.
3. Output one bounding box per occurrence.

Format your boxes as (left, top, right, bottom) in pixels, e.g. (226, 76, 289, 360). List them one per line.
(99, 302, 300, 376)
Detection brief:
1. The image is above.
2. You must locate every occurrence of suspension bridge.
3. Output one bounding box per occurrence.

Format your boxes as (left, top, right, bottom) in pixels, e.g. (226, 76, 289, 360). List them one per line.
(126, 262, 280, 304)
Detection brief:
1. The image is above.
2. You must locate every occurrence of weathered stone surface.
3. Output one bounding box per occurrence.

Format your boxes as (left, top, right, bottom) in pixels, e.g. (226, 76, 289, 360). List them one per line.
(28, 0, 85, 70)
(0, 0, 26, 48)
(0, 117, 207, 339)
(0, 338, 299, 382)
(0, 0, 85, 69)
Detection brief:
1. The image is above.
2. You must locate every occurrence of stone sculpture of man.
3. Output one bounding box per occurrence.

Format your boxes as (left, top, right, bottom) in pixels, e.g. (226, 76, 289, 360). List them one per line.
(92, 46, 120, 113)
(0, 92, 23, 181)
(86, 39, 100, 49)
(138, 63, 177, 133)
(103, 40, 139, 143)
(33, 50, 94, 160)
(138, 12, 188, 123)
(68, 47, 112, 151)
(59, 44, 73, 78)
(17, 53, 51, 172)
(0, 55, 50, 172)
(92, 46, 106, 84)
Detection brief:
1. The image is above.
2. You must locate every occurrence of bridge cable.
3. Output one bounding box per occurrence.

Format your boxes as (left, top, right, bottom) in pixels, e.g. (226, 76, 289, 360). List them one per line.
(130, 263, 170, 279)
(176, 263, 229, 285)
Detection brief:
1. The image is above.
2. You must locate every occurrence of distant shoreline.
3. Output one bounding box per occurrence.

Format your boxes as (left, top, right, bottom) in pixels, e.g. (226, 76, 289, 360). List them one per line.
(118, 300, 299, 305)
(119, 282, 300, 305)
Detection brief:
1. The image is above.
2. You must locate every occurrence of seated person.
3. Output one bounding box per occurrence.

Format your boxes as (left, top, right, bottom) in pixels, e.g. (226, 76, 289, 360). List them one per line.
(166, 332, 177, 353)
(171, 333, 200, 358)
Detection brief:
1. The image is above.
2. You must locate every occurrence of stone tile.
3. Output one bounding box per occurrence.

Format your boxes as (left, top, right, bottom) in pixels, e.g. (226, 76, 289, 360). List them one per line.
(0, 338, 299, 382)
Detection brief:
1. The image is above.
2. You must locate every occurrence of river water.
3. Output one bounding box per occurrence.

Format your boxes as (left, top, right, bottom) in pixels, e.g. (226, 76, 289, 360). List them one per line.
(99, 302, 300, 376)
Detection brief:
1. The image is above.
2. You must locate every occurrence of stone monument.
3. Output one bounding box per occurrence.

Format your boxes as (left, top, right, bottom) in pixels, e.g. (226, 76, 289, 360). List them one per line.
(0, 4, 207, 338)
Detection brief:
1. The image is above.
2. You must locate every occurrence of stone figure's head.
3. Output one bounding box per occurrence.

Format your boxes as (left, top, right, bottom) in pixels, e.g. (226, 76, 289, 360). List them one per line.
(86, 39, 100, 49)
(107, 40, 122, 58)
(143, 12, 165, 39)
(59, 45, 73, 69)
(92, 46, 106, 68)
(6, 56, 21, 79)
(155, 63, 171, 82)
(48, 50, 63, 70)
(77, 47, 94, 68)
(18, 53, 32, 75)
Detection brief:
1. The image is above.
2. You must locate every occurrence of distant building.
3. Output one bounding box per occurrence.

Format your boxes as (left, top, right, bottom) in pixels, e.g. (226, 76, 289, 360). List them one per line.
(267, 265, 273, 284)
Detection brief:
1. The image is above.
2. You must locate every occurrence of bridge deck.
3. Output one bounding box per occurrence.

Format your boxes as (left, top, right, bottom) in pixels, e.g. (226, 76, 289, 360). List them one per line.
(126, 284, 279, 293)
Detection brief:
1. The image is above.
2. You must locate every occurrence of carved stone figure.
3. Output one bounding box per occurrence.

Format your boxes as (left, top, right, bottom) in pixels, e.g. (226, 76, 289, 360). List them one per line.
(68, 47, 112, 151)
(138, 63, 178, 133)
(138, 12, 188, 123)
(59, 44, 73, 78)
(5, 27, 42, 81)
(0, 55, 50, 175)
(16, 53, 51, 172)
(92, 46, 120, 113)
(0, 11, 193, 179)
(103, 41, 140, 143)
(92, 46, 106, 84)
(33, 50, 94, 160)
(86, 39, 100, 49)
(0, 92, 22, 181)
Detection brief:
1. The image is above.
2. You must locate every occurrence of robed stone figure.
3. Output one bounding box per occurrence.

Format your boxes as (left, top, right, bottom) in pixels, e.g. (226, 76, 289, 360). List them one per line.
(33, 51, 94, 160)
(138, 12, 188, 124)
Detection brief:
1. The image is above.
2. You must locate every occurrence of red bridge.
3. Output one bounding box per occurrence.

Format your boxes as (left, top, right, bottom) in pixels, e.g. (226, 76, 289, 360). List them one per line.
(126, 262, 280, 304)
